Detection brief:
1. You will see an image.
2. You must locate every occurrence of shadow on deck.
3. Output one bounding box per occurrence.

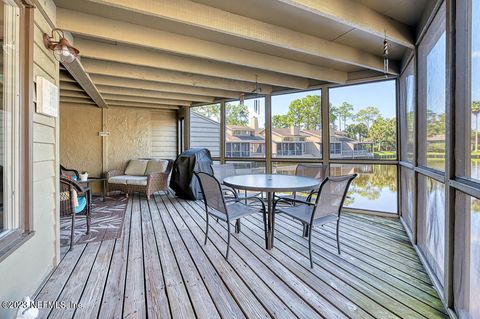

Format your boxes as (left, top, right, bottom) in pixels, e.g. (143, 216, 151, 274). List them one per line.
(35, 193, 447, 319)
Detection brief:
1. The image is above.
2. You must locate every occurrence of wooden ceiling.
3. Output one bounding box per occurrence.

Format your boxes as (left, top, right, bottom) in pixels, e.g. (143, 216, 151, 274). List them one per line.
(54, 0, 429, 110)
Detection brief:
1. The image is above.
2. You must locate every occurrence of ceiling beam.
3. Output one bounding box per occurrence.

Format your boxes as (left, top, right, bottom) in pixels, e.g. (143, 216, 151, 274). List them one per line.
(91, 74, 239, 99)
(57, 8, 347, 84)
(97, 86, 214, 103)
(277, 0, 414, 48)
(60, 90, 92, 99)
(107, 101, 180, 110)
(60, 97, 97, 105)
(72, 0, 398, 74)
(82, 59, 273, 94)
(60, 81, 85, 92)
(59, 72, 76, 83)
(75, 38, 309, 90)
(105, 96, 192, 107)
(61, 33, 108, 108)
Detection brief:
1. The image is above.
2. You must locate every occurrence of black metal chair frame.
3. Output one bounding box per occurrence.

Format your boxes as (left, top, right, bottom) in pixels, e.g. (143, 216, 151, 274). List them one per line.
(60, 176, 92, 250)
(194, 171, 267, 259)
(273, 174, 357, 268)
(273, 163, 329, 205)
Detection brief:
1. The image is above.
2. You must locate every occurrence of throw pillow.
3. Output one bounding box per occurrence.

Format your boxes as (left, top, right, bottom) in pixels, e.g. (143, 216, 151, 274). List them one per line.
(125, 159, 149, 176)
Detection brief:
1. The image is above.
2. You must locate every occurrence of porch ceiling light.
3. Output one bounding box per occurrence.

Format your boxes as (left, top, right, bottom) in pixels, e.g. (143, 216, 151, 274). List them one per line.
(43, 28, 79, 64)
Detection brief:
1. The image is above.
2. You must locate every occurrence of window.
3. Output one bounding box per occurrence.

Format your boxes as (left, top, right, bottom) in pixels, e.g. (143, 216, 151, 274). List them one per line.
(466, 0, 480, 180)
(190, 104, 221, 157)
(271, 91, 321, 158)
(330, 164, 397, 213)
(454, 192, 480, 319)
(418, 4, 446, 170)
(400, 60, 416, 162)
(330, 142, 341, 155)
(1, 1, 22, 240)
(329, 81, 397, 160)
(400, 167, 415, 234)
(225, 97, 265, 158)
(418, 175, 445, 285)
(225, 161, 265, 175)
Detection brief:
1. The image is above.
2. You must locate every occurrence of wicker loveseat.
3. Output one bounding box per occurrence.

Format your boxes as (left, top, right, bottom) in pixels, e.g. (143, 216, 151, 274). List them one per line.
(107, 158, 173, 199)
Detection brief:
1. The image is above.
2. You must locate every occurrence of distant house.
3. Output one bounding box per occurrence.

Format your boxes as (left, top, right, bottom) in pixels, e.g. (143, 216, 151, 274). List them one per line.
(225, 125, 265, 157)
(189, 111, 221, 156)
(190, 111, 373, 158)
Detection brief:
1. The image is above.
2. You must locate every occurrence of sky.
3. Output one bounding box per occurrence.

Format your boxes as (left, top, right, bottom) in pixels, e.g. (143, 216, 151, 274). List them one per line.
(230, 80, 397, 130)
(473, 0, 480, 102)
(272, 80, 397, 120)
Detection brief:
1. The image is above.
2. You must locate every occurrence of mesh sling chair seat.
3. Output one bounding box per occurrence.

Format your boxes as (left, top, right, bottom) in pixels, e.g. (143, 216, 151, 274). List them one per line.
(274, 163, 328, 205)
(60, 176, 92, 250)
(195, 171, 267, 259)
(273, 174, 357, 268)
(212, 163, 262, 201)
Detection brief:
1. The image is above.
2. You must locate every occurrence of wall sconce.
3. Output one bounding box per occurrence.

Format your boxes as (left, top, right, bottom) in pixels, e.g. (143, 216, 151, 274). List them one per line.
(43, 28, 79, 64)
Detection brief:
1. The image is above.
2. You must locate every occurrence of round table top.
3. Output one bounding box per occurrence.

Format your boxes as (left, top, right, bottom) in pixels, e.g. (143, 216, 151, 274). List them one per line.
(223, 174, 320, 192)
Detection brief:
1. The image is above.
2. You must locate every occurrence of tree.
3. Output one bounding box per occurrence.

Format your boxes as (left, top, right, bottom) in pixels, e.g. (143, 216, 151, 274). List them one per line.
(272, 114, 291, 128)
(329, 104, 339, 129)
(192, 104, 220, 121)
(368, 117, 396, 152)
(226, 103, 249, 126)
(472, 101, 480, 151)
(355, 106, 380, 129)
(285, 95, 321, 130)
(337, 102, 354, 131)
(345, 123, 369, 142)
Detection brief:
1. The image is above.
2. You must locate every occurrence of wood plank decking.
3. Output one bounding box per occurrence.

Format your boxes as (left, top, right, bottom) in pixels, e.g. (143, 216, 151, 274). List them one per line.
(35, 193, 447, 319)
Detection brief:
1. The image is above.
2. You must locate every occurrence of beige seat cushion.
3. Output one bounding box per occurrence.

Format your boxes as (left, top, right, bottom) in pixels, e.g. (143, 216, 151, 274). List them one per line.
(108, 175, 148, 186)
(125, 176, 148, 186)
(108, 175, 129, 185)
(145, 159, 169, 175)
(125, 159, 149, 176)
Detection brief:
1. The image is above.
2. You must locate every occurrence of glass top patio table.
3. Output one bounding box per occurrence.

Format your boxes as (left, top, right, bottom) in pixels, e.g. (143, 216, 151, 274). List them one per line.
(223, 174, 320, 250)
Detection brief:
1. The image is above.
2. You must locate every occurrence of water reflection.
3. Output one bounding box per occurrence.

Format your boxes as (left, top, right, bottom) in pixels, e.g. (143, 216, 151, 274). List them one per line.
(331, 164, 397, 213)
(423, 178, 445, 283)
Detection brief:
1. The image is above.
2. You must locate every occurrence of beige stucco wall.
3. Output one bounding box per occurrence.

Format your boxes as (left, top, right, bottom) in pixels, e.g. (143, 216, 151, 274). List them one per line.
(0, 1, 60, 318)
(60, 105, 177, 175)
(60, 104, 103, 177)
(107, 107, 152, 171)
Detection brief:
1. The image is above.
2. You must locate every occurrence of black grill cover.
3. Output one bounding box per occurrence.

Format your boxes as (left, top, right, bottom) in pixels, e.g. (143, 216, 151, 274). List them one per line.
(169, 148, 213, 200)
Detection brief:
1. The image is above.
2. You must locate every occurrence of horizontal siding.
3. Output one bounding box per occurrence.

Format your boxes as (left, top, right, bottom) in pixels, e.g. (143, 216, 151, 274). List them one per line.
(0, 2, 59, 319)
(151, 110, 177, 159)
(190, 112, 220, 156)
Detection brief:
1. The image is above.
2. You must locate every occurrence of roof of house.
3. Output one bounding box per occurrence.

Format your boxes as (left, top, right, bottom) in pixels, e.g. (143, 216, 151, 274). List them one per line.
(227, 125, 255, 131)
(226, 134, 265, 142)
(271, 128, 309, 137)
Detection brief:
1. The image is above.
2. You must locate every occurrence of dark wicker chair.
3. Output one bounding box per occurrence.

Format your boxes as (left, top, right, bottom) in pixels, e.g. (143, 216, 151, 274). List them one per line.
(195, 171, 266, 259)
(60, 176, 92, 250)
(273, 174, 357, 268)
(107, 159, 174, 199)
(60, 164, 80, 179)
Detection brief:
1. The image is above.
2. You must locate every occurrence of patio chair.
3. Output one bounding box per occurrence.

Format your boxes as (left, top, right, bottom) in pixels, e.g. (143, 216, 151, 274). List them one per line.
(274, 163, 328, 205)
(60, 176, 92, 250)
(194, 171, 266, 259)
(273, 174, 357, 268)
(212, 163, 261, 201)
(60, 164, 80, 180)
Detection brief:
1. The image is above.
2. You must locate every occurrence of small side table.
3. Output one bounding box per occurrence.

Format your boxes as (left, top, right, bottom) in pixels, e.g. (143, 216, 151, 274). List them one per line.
(78, 177, 107, 202)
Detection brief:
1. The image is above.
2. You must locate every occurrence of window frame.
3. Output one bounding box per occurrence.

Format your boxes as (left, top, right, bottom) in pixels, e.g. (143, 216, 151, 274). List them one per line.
(0, 0, 34, 261)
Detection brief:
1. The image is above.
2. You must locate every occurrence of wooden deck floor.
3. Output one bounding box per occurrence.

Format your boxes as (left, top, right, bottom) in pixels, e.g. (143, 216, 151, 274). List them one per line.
(35, 193, 448, 319)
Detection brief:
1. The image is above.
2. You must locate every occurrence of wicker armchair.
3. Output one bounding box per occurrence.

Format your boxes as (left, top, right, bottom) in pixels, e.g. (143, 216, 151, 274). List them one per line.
(60, 176, 92, 250)
(107, 159, 173, 199)
(60, 164, 80, 179)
